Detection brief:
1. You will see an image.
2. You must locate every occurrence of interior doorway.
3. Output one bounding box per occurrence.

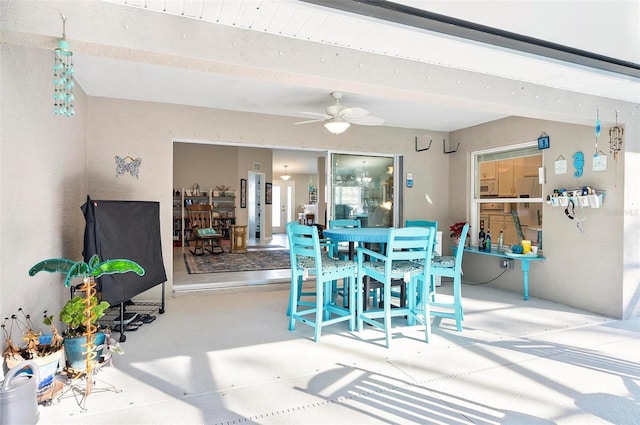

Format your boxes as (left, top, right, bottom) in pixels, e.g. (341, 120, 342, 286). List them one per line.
(272, 180, 295, 233)
(248, 171, 265, 240)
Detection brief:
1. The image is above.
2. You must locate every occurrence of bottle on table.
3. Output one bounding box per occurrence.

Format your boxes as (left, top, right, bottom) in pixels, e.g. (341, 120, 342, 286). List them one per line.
(497, 229, 504, 252)
(478, 223, 486, 251)
(485, 230, 492, 252)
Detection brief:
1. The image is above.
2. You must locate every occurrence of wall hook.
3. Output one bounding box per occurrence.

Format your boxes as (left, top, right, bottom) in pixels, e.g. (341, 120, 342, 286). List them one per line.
(443, 139, 460, 154)
(415, 137, 433, 152)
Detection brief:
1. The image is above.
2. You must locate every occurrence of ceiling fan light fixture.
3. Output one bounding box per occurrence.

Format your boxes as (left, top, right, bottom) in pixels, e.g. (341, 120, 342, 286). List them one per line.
(324, 118, 350, 135)
(280, 165, 291, 181)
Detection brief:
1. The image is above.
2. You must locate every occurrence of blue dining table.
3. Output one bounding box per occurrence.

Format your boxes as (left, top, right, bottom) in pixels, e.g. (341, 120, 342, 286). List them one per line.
(322, 227, 391, 260)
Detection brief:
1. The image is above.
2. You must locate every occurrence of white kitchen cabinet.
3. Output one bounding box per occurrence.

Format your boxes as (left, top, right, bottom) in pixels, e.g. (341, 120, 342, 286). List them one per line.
(479, 161, 497, 180)
(498, 159, 516, 197)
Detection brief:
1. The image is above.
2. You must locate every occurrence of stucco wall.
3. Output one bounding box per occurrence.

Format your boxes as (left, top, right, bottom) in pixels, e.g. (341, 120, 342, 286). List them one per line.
(85, 97, 451, 296)
(1, 45, 88, 331)
(449, 117, 627, 318)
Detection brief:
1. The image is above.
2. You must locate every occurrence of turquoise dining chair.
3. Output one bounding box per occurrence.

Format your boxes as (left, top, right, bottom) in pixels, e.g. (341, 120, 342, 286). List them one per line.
(327, 219, 361, 306)
(286, 222, 357, 342)
(328, 219, 362, 260)
(356, 226, 435, 348)
(405, 219, 439, 301)
(405, 220, 438, 232)
(417, 223, 469, 333)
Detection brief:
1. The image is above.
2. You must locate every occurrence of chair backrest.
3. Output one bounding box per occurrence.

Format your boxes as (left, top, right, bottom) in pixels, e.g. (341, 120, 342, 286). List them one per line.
(406, 220, 438, 249)
(186, 204, 214, 232)
(286, 221, 323, 272)
(385, 227, 435, 264)
(329, 219, 361, 229)
(405, 220, 438, 231)
(452, 223, 470, 271)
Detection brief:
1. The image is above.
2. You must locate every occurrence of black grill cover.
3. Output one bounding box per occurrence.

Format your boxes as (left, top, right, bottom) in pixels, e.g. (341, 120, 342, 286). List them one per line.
(82, 197, 167, 305)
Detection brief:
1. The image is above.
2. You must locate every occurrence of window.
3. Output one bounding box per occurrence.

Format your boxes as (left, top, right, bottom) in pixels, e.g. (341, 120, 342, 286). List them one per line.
(471, 143, 543, 248)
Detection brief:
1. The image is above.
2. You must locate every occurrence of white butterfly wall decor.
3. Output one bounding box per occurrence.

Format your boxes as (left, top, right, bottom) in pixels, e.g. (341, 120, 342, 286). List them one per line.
(115, 155, 142, 178)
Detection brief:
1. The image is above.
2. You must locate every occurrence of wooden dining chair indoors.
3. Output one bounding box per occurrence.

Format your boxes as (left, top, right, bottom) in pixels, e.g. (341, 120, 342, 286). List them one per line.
(418, 223, 469, 333)
(356, 226, 435, 348)
(286, 222, 357, 342)
(185, 204, 224, 255)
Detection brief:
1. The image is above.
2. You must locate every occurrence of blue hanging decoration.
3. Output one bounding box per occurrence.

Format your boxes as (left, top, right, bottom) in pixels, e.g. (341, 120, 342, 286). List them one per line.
(572, 151, 584, 177)
(53, 14, 75, 117)
(594, 109, 601, 155)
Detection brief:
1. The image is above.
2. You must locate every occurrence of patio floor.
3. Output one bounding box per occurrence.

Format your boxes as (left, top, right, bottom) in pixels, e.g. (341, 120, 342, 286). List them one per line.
(37, 279, 639, 424)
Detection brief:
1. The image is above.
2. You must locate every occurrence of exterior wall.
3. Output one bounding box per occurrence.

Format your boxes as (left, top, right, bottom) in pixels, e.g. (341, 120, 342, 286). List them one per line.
(449, 116, 631, 318)
(1, 45, 88, 330)
(1, 0, 637, 350)
(85, 97, 449, 297)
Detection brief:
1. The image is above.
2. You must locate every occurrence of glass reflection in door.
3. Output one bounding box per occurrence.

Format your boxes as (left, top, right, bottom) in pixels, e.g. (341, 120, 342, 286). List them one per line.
(331, 154, 395, 228)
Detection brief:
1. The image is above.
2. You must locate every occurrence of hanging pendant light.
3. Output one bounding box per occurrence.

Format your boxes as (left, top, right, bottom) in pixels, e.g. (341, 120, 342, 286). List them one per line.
(53, 14, 75, 117)
(280, 165, 291, 181)
(356, 161, 371, 185)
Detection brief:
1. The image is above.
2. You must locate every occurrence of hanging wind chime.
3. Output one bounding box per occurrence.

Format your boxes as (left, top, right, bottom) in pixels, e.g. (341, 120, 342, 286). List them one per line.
(609, 111, 624, 161)
(53, 14, 75, 117)
(594, 109, 601, 155)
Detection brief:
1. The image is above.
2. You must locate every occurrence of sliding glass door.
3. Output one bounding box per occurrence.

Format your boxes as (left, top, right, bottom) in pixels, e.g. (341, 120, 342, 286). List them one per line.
(329, 153, 400, 228)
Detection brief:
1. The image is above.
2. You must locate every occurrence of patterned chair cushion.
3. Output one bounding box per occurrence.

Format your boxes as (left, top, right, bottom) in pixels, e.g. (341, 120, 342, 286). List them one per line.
(363, 260, 423, 280)
(296, 254, 354, 271)
(432, 255, 456, 267)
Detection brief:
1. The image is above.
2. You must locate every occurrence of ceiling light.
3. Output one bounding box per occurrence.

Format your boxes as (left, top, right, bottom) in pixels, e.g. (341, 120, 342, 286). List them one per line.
(324, 118, 350, 135)
(356, 161, 371, 185)
(280, 165, 291, 181)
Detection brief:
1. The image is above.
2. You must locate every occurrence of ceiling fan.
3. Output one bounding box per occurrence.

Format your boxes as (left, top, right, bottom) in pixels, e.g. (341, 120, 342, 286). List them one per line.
(294, 92, 385, 135)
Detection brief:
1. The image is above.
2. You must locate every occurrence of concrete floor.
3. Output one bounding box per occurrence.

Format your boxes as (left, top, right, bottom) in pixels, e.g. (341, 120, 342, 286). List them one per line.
(36, 235, 639, 424)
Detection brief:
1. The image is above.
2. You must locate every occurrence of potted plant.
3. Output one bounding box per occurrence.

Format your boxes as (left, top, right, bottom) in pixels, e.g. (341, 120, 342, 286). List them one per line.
(29, 254, 144, 394)
(2, 309, 65, 398)
(58, 295, 110, 370)
(449, 221, 470, 246)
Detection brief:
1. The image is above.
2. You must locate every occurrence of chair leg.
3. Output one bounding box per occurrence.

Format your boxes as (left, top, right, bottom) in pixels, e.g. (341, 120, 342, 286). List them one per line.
(314, 280, 324, 342)
(348, 275, 356, 331)
(453, 275, 463, 332)
(356, 274, 364, 332)
(190, 238, 204, 256)
(424, 291, 432, 343)
(383, 280, 392, 348)
(288, 276, 299, 328)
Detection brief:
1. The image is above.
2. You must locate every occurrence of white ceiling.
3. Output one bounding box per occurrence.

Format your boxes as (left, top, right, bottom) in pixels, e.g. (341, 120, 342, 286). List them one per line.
(63, 1, 640, 173)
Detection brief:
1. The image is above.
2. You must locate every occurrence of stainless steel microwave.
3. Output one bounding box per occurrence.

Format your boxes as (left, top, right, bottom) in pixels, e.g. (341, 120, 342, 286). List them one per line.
(480, 179, 497, 196)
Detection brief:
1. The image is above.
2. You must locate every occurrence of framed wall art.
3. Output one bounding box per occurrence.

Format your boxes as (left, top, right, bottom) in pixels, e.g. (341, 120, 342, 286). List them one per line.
(265, 182, 272, 205)
(240, 178, 247, 208)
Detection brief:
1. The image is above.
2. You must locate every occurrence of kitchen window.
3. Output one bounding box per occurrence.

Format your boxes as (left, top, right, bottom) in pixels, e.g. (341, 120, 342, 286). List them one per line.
(471, 143, 543, 249)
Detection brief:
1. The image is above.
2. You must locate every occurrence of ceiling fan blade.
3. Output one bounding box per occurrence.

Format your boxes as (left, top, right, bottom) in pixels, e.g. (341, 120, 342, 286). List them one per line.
(299, 111, 330, 118)
(294, 118, 326, 125)
(338, 106, 369, 120)
(349, 115, 385, 126)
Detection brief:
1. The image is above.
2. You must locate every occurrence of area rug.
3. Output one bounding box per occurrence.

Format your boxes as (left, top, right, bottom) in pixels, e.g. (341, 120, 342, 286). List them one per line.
(184, 250, 291, 274)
